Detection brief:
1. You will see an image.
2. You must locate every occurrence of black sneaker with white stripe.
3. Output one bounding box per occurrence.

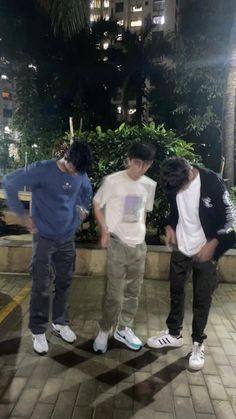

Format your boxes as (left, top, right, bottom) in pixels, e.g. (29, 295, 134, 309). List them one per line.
(147, 330, 183, 348)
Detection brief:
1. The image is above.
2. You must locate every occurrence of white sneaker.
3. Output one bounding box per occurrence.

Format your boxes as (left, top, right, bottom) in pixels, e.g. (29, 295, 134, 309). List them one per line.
(147, 330, 183, 348)
(114, 327, 143, 350)
(93, 329, 110, 353)
(32, 333, 48, 355)
(189, 342, 205, 370)
(52, 323, 77, 343)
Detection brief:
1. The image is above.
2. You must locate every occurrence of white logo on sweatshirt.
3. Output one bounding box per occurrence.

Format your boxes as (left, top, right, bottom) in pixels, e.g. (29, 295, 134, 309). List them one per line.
(62, 182, 72, 190)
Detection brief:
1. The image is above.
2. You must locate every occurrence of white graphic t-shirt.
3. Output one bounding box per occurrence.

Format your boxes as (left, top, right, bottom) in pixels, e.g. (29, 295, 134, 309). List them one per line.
(94, 171, 156, 247)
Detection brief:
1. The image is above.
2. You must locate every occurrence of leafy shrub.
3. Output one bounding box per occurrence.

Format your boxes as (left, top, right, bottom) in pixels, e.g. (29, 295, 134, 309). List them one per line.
(230, 187, 236, 231)
(230, 187, 236, 207)
(73, 123, 200, 242)
(0, 200, 6, 234)
(5, 123, 200, 242)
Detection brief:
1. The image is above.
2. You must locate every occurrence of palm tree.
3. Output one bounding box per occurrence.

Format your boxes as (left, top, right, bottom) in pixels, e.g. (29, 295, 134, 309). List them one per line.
(222, 11, 236, 187)
(38, 0, 89, 38)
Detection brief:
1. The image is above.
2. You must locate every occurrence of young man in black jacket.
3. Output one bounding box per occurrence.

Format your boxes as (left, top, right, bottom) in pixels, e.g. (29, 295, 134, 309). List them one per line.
(147, 157, 235, 370)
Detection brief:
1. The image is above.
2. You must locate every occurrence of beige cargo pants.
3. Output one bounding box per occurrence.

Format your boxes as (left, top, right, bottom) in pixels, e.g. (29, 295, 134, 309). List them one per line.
(99, 235, 147, 331)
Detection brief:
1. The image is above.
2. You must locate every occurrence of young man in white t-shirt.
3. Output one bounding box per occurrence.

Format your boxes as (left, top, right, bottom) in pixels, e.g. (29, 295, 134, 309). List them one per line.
(147, 157, 235, 370)
(93, 142, 157, 353)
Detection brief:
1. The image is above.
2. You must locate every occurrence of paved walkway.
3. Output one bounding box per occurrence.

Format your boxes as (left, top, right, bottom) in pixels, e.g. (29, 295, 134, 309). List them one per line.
(1, 274, 236, 419)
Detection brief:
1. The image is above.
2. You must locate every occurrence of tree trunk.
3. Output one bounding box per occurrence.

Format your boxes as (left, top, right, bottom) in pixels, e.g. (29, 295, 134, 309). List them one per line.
(121, 77, 130, 122)
(135, 75, 144, 126)
(222, 12, 236, 188)
(222, 71, 236, 186)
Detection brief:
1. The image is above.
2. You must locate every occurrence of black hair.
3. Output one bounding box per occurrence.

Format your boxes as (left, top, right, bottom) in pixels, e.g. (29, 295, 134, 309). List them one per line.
(64, 140, 92, 173)
(127, 141, 156, 162)
(160, 157, 192, 194)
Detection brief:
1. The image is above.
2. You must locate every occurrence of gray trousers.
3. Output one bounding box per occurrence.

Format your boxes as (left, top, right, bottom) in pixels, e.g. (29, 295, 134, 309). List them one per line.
(29, 233, 75, 334)
(99, 235, 147, 331)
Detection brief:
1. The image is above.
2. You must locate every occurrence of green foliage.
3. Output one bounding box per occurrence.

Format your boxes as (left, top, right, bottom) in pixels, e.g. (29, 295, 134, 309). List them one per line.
(229, 187, 236, 231)
(230, 187, 236, 209)
(71, 123, 200, 240)
(38, 0, 89, 38)
(0, 201, 6, 234)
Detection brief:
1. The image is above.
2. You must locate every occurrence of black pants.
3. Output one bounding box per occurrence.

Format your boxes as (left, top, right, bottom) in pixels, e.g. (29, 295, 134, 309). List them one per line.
(29, 234, 75, 334)
(166, 251, 218, 343)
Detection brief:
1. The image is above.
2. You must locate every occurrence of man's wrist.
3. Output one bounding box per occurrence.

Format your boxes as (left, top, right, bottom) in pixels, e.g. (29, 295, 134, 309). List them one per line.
(209, 238, 219, 248)
(101, 226, 109, 235)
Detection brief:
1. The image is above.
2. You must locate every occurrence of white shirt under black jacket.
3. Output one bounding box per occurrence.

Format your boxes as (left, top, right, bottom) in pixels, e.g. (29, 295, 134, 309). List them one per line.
(176, 173, 206, 257)
(166, 166, 235, 260)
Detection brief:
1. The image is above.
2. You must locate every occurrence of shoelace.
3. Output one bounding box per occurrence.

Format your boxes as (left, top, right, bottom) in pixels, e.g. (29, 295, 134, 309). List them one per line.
(125, 327, 136, 338)
(61, 325, 74, 335)
(36, 334, 46, 343)
(62, 326, 70, 332)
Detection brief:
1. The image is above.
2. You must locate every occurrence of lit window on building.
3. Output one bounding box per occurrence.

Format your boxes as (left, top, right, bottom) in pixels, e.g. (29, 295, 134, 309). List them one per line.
(2, 91, 10, 99)
(103, 41, 109, 50)
(28, 64, 37, 71)
(90, 0, 101, 8)
(117, 34, 123, 41)
(131, 5, 142, 12)
(153, 15, 165, 25)
(4, 126, 11, 134)
(104, 0, 109, 7)
(1, 74, 8, 80)
(115, 2, 124, 13)
(9, 143, 19, 161)
(104, 14, 110, 20)
(130, 19, 142, 27)
(117, 106, 122, 114)
(153, 0, 165, 12)
(128, 108, 136, 115)
(90, 14, 99, 22)
(117, 19, 124, 26)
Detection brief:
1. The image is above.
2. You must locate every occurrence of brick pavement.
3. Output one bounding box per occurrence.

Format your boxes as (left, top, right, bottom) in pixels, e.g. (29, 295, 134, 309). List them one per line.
(0, 274, 236, 418)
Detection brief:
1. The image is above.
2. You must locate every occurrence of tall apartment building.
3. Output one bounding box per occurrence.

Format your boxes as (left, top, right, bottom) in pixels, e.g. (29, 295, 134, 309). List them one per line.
(90, 0, 181, 121)
(0, 61, 19, 173)
(0, 72, 14, 139)
(90, 0, 180, 34)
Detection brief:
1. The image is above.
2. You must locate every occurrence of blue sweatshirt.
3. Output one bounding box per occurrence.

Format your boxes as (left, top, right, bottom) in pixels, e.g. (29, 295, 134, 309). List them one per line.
(3, 159, 92, 239)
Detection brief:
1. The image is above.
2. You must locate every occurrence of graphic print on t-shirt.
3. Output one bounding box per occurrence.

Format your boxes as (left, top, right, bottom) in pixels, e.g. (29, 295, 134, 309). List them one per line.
(122, 194, 142, 223)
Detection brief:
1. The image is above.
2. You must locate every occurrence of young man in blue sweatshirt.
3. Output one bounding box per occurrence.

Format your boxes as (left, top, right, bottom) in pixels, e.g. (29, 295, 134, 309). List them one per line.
(3, 141, 92, 355)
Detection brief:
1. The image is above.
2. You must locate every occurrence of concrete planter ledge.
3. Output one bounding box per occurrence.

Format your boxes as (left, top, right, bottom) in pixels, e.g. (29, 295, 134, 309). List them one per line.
(0, 235, 236, 282)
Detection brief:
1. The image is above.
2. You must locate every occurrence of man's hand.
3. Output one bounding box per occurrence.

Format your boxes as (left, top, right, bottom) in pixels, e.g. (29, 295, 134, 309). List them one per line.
(165, 225, 177, 250)
(100, 230, 110, 249)
(194, 239, 219, 263)
(20, 214, 37, 234)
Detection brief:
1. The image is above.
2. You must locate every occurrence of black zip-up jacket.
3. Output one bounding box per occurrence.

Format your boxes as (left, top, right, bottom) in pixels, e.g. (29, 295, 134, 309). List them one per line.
(166, 167, 235, 260)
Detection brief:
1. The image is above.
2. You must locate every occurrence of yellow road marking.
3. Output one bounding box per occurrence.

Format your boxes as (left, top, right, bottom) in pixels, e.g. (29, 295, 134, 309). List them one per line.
(0, 283, 31, 323)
